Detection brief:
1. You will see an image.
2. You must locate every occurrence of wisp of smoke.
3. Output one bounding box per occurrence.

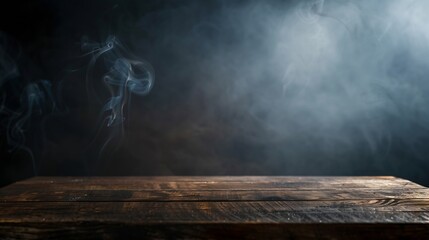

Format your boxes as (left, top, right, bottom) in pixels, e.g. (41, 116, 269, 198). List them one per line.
(0, 33, 57, 175)
(6, 80, 55, 174)
(81, 35, 154, 162)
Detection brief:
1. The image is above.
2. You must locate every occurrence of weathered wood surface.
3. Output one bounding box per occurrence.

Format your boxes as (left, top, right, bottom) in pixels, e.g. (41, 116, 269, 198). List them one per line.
(0, 176, 428, 239)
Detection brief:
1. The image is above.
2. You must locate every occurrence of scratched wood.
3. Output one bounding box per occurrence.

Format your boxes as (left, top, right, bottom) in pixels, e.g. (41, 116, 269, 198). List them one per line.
(0, 177, 428, 239)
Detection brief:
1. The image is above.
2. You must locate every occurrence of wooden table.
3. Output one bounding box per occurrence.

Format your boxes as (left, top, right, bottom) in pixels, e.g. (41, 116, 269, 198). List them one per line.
(0, 176, 428, 239)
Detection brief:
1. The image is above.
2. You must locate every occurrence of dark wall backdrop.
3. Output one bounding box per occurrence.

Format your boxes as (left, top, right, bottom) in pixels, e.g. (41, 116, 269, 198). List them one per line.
(1, 0, 429, 187)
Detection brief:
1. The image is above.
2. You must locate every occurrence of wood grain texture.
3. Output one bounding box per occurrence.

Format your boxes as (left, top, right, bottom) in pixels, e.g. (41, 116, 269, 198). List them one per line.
(0, 176, 428, 239)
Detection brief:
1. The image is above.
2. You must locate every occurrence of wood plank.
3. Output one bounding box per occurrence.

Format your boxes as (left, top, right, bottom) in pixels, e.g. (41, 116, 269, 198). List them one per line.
(1, 176, 428, 239)
(14, 176, 420, 186)
(2, 177, 422, 191)
(1, 188, 429, 202)
(1, 201, 429, 224)
(1, 223, 428, 240)
(15, 176, 403, 183)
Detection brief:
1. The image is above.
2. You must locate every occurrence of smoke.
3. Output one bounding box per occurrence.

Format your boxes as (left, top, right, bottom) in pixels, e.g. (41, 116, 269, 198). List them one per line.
(0, 31, 155, 175)
(1, 0, 429, 185)
(130, 0, 429, 179)
(80, 35, 154, 168)
(0, 33, 57, 175)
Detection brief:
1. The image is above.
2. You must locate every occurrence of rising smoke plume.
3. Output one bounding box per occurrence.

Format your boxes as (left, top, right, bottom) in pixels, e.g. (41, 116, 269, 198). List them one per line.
(81, 35, 154, 167)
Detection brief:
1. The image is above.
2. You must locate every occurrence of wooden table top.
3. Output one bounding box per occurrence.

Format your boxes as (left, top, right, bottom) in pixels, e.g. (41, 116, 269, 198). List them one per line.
(0, 176, 428, 239)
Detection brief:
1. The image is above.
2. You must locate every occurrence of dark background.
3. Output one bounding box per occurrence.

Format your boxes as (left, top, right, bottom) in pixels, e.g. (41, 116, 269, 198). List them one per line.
(1, 0, 429, 187)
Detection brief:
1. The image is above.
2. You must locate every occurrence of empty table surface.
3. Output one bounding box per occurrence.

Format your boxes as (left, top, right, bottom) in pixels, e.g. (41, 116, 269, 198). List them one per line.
(0, 176, 428, 239)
